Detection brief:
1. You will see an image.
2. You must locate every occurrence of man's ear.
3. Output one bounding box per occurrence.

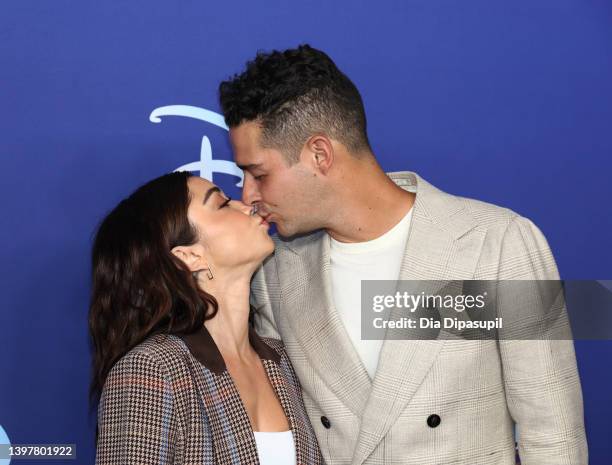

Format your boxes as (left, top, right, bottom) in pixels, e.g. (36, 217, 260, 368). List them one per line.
(171, 244, 208, 272)
(305, 135, 334, 175)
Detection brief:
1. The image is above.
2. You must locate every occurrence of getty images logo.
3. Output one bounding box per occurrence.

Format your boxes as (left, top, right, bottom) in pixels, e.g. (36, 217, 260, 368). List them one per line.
(0, 424, 11, 465)
(149, 105, 243, 186)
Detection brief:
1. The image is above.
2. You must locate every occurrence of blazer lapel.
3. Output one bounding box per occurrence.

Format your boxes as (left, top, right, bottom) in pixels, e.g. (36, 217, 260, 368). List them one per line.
(178, 326, 319, 465)
(179, 348, 258, 464)
(262, 359, 310, 465)
(352, 172, 485, 465)
(276, 232, 373, 418)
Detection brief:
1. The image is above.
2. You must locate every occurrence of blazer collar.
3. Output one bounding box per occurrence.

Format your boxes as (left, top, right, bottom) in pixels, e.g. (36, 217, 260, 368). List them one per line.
(177, 324, 281, 374)
(387, 171, 478, 239)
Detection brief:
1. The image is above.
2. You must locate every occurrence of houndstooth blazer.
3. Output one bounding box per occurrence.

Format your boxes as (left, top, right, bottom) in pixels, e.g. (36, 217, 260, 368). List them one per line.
(250, 171, 588, 465)
(95, 325, 324, 464)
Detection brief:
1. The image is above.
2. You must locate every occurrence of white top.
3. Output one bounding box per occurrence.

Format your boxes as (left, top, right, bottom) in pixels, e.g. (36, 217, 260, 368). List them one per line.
(253, 431, 297, 465)
(329, 206, 413, 379)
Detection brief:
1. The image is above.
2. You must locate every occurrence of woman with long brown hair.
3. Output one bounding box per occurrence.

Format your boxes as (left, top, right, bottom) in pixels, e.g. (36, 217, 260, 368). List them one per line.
(89, 171, 322, 465)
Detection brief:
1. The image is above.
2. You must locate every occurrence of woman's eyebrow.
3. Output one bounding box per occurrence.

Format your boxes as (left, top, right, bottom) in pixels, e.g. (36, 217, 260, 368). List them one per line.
(203, 186, 220, 205)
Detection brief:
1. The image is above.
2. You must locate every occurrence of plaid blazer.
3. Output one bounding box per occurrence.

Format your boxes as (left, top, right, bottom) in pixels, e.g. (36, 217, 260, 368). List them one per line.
(251, 171, 588, 465)
(95, 325, 324, 464)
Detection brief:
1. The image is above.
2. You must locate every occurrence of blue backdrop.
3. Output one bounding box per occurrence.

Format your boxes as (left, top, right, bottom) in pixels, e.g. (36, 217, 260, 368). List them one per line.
(1, 1, 611, 463)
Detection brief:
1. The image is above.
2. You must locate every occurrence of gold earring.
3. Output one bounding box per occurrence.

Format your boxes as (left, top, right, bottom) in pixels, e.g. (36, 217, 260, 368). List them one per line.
(205, 267, 214, 280)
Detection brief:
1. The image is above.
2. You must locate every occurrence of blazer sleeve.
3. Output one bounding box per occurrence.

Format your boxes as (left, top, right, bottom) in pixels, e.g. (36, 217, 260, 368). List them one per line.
(251, 250, 282, 339)
(496, 215, 588, 465)
(95, 350, 180, 465)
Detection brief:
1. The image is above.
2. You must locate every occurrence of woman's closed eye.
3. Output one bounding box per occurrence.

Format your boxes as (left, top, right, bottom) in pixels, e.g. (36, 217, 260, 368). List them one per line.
(219, 196, 232, 209)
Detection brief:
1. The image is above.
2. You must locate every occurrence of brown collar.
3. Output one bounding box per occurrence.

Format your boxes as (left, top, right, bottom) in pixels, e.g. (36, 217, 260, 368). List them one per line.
(177, 324, 281, 374)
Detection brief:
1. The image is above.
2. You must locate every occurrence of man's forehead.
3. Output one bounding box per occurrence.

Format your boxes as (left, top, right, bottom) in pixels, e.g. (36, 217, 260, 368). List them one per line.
(233, 149, 263, 170)
(229, 120, 261, 145)
(229, 121, 289, 169)
(230, 123, 262, 161)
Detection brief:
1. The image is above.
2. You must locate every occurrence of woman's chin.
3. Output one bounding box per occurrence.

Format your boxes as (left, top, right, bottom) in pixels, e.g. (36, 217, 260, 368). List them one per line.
(262, 235, 275, 257)
(247, 236, 275, 265)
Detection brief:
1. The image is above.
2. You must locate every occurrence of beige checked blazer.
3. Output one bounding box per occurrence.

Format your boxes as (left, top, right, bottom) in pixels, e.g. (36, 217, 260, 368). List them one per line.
(250, 171, 588, 465)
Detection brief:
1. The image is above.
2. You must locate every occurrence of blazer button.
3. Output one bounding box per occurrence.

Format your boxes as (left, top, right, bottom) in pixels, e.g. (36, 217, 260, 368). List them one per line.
(321, 416, 331, 429)
(427, 414, 441, 428)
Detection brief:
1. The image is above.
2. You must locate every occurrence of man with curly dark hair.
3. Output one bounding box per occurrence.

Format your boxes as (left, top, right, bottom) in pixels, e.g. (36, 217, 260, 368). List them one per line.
(218, 44, 587, 465)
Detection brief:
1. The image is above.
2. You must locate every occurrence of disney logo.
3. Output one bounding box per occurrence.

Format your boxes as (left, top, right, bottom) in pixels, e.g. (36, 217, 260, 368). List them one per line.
(0, 424, 11, 464)
(149, 105, 243, 187)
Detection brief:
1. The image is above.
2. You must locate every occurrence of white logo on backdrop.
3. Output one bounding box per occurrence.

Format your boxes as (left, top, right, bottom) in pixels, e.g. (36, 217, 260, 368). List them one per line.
(149, 105, 243, 187)
(0, 424, 11, 465)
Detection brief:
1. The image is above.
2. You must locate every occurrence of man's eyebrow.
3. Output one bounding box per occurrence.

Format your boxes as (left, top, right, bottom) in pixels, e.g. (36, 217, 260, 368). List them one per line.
(203, 186, 220, 205)
(237, 163, 262, 170)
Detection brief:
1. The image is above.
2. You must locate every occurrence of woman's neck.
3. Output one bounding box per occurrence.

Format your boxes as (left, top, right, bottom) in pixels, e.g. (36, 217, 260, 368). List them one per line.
(202, 275, 254, 361)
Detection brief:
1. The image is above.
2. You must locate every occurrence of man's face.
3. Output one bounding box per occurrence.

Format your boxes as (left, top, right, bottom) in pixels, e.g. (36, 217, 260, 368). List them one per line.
(229, 121, 322, 237)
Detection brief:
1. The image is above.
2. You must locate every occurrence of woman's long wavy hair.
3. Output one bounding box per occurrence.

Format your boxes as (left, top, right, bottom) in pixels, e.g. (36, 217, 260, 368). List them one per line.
(88, 171, 217, 406)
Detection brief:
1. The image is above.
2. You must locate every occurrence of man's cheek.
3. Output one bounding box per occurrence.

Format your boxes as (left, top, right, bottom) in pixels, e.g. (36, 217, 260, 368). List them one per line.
(260, 186, 278, 208)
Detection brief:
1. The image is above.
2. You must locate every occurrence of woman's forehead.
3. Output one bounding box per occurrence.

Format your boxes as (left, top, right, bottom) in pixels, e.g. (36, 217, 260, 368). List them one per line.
(188, 176, 215, 193)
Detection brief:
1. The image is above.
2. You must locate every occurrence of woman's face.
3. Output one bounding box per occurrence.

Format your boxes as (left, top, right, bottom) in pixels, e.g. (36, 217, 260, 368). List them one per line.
(182, 176, 274, 273)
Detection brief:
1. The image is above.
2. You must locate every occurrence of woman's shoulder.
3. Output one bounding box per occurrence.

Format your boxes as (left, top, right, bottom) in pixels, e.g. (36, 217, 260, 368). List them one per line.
(108, 333, 191, 380)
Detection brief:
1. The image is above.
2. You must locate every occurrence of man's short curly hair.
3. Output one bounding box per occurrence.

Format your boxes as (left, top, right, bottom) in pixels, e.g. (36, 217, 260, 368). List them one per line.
(219, 44, 371, 163)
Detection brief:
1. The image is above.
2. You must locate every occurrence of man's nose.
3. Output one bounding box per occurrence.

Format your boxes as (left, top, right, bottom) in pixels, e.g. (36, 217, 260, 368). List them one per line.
(229, 200, 253, 215)
(241, 173, 261, 206)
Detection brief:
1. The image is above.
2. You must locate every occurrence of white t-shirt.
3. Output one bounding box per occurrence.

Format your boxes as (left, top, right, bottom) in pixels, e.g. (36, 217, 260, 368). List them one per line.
(253, 430, 296, 465)
(329, 206, 413, 379)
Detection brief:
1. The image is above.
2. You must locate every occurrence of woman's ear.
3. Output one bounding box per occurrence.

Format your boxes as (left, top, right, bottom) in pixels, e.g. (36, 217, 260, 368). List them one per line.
(171, 245, 208, 272)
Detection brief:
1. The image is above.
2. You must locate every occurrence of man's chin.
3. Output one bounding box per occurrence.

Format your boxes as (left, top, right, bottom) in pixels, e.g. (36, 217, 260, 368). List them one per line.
(274, 221, 289, 237)
(275, 222, 320, 241)
(274, 221, 294, 238)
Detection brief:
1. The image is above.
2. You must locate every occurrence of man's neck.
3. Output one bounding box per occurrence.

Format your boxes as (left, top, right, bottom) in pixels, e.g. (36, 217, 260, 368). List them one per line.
(325, 167, 415, 243)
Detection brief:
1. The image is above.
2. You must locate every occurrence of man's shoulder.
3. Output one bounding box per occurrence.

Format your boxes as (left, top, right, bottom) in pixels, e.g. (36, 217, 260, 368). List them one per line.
(390, 170, 524, 233)
(455, 194, 520, 230)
